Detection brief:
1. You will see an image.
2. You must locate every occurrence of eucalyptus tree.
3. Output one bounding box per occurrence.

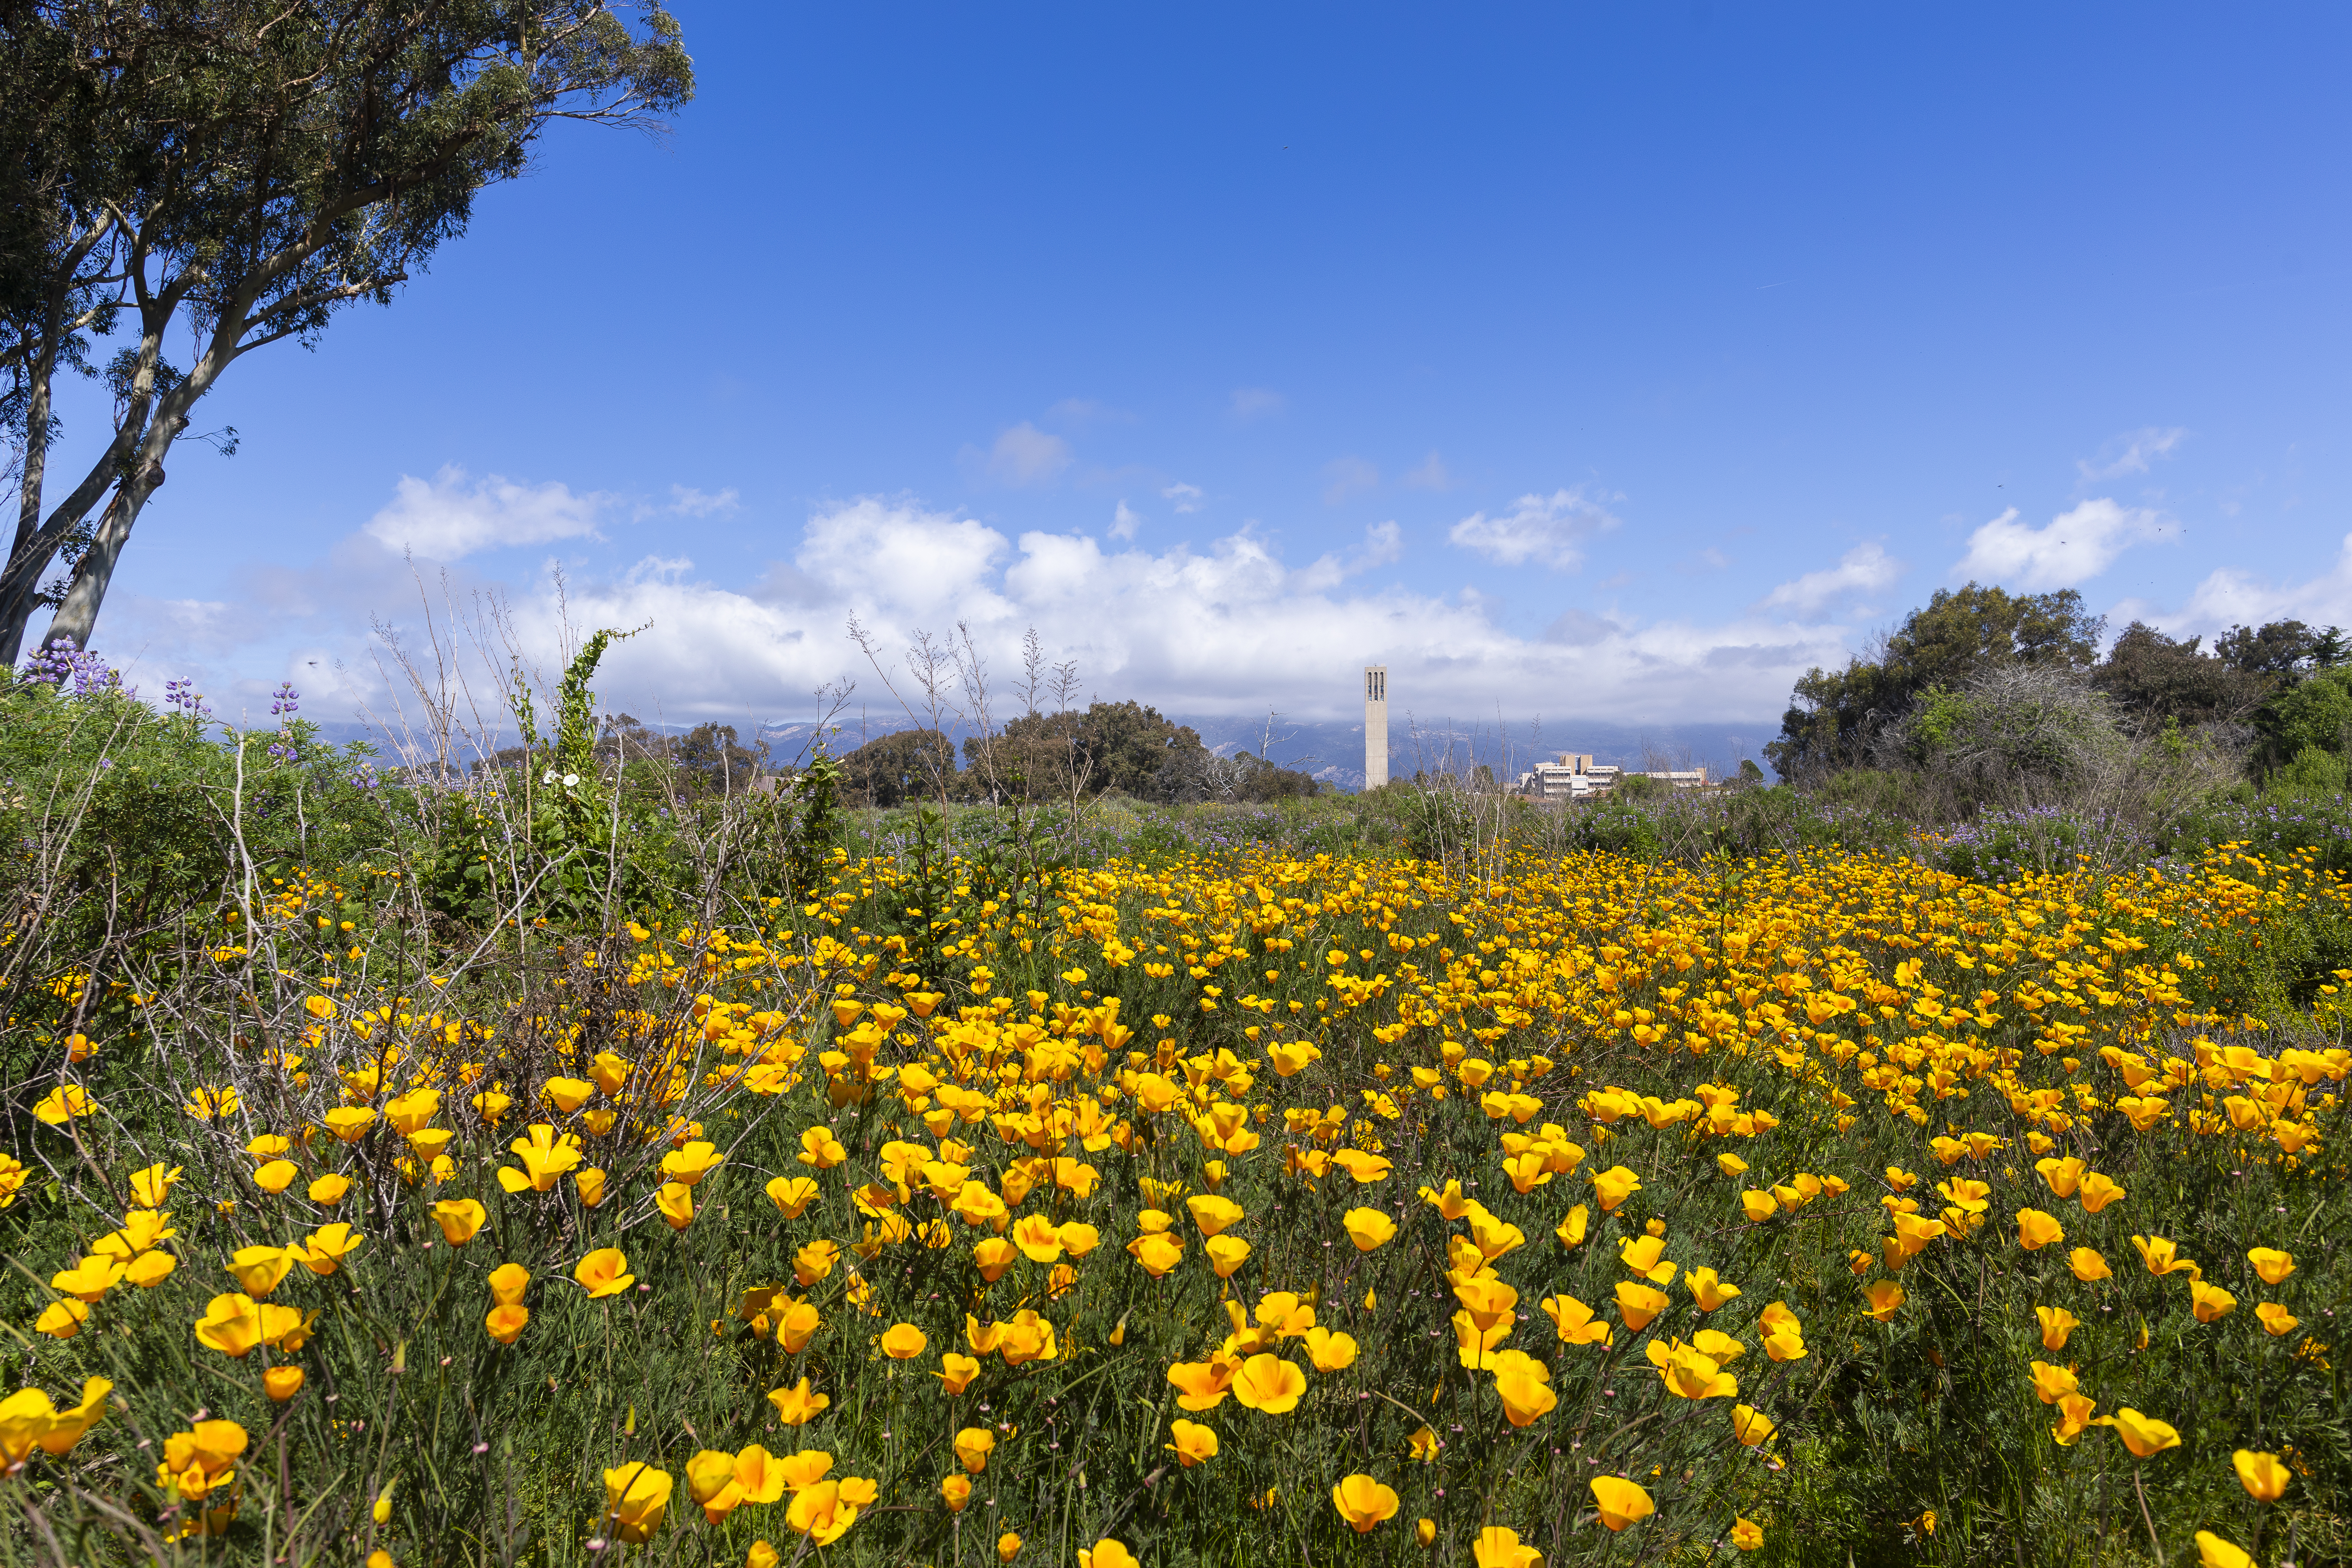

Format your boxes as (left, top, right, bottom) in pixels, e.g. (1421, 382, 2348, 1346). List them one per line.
(0, 0, 692, 664)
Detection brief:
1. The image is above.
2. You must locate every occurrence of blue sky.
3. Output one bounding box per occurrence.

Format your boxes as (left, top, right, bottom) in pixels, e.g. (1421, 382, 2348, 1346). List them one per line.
(44, 2, 2352, 735)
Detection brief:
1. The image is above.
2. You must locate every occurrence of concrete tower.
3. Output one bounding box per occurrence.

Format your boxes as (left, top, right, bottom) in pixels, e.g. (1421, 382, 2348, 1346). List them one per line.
(1364, 664, 1388, 790)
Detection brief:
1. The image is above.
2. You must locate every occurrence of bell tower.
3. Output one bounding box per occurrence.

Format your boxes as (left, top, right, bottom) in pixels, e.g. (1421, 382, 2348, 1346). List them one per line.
(1364, 665, 1388, 790)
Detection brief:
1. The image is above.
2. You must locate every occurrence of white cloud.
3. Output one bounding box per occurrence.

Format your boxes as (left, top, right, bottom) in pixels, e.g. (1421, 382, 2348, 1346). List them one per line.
(1111, 501, 1143, 541)
(1759, 542, 1902, 615)
(1446, 487, 1620, 570)
(1949, 498, 2172, 591)
(490, 499, 1845, 724)
(1162, 481, 1203, 514)
(1401, 452, 1452, 491)
(2079, 426, 2187, 481)
(662, 485, 739, 518)
(1295, 521, 1405, 591)
(1229, 387, 1285, 420)
(363, 465, 605, 560)
(1322, 456, 1379, 505)
(95, 493, 1865, 733)
(981, 422, 1073, 487)
(2126, 532, 2352, 638)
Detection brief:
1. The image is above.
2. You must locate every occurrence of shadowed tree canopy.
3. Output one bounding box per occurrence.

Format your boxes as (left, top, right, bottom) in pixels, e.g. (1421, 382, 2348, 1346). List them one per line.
(2213, 619, 2348, 682)
(1767, 584, 2106, 779)
(841, 728, 956, 810)
(0, 0, 692, 663)
(963, 700, 1324, 805)
(2089, 622, 2268, 730)
(965, 701, 1202, 802)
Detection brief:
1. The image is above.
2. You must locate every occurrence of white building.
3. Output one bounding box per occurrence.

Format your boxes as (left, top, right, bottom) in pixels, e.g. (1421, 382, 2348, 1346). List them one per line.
(1364, 665, 1388, 789)
(1514, 753, 1712, 798)
(1515, 752, 1619, 800)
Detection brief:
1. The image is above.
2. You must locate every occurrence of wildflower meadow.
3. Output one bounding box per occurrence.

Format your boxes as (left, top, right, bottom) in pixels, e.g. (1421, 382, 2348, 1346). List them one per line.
(0, 661, 2346, 1568)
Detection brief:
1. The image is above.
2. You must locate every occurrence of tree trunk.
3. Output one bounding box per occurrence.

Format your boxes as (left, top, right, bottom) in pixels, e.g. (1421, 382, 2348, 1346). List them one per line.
(0, 517, 69, 666)
(43, 464, 160, 652)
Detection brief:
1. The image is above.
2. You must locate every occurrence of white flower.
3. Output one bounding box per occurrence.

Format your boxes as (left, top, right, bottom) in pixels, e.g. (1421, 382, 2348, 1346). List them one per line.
(563, 773, 580, 788)
(542, 769, 557, 784)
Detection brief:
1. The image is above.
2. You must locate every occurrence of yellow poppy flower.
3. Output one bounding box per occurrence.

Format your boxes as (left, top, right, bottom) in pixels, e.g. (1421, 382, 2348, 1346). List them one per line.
(2232, 1449, 2289, 1503)
(2246, 1247, 2295, 1286)
(431, 1200, 486, 1246)
(602, 1462, 673, 1543)
(574, 1247, 634, 1298)
(1589, 1475, 1655, 1532)
(2107, 1408, 2181, 1459)
(1614, 1280, 1668, 1331)
(953, 1427, 995, 1474)
(766, 1175, 821, 1216)
(767, 1378, 830, 1426)
(1165, 1419, 1218, 1467)
(1232, 1354, 1306, 1414)
(2014, 1209, 2064, 1250)
(1332, 1474, 1400, 1532)
(1686, 1267, 1741, 1312)
(1342, 1208, 1398, 1251)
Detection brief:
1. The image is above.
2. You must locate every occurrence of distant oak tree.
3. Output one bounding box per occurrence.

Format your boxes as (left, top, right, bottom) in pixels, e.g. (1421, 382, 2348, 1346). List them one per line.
(0, 0, 692, 662)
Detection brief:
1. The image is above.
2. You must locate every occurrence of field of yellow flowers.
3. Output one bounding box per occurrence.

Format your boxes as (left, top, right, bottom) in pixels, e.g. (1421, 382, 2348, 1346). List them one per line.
(2, 837, 2346, 1567)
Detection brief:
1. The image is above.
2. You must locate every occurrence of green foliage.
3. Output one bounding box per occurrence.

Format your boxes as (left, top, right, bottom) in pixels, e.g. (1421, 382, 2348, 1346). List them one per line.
(1768, 584, 2106, 780)
(2275, 745, 2349, 799)
(0, 666, 388, 1081)
(1906, 685, 1967, 754)
(424, 632, 670, 929)
(2260, 668, 2352, 774)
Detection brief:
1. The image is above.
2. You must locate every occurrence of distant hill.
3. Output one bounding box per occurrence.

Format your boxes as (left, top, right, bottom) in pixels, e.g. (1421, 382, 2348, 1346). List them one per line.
(297, 710, 1778, 792)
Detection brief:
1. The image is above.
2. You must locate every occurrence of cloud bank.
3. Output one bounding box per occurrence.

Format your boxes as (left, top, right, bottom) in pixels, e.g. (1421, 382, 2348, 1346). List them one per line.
(110, 492, 1878, 729)
(483, 498, 1850, 724)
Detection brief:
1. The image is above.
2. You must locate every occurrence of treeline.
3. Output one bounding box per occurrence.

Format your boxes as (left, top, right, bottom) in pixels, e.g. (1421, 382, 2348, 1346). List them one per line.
(467, 716, 766, 798)
(1766, 582, 2348, 805)
(834, 700, 1323, 809)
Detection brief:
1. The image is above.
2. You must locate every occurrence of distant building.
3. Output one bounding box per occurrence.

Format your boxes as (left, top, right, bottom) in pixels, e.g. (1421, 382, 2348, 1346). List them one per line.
(1364, 665, 1388, 789)
(1515, 752, 1619, 800)
(1512, 753, 1712, 799)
